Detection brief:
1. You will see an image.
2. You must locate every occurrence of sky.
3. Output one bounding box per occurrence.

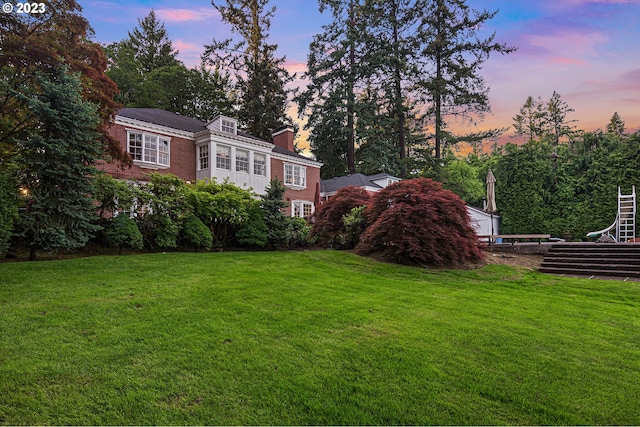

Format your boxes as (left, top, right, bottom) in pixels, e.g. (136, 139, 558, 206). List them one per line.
(80, 0, 640, 147)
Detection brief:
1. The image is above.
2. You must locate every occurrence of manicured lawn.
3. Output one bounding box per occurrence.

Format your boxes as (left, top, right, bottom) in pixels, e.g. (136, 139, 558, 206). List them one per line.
(1, 251, 639, 425)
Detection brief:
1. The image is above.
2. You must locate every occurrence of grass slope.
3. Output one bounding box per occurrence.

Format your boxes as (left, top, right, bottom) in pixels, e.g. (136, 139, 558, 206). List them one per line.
(1, 251, 639, 425)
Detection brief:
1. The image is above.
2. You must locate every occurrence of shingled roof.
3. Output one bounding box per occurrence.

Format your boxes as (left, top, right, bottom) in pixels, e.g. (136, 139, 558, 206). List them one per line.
(116, 108, 319, 164)
(118, 108, 208, 133)
(320, 173, 383, 194)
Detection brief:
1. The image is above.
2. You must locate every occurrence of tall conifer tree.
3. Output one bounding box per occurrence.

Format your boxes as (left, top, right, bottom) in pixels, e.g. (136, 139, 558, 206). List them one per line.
(19, 67, 103, 260)
(418, 0, 516, 158)
(204, 0, 293, 141)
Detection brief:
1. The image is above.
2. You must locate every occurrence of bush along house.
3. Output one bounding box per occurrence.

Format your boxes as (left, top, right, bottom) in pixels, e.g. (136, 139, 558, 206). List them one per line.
(100, 108, 322, 218)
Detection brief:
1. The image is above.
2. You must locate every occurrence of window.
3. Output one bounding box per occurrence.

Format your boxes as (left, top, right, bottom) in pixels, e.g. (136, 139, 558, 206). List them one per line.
(221, 119, 236, 134)
(284, 164, 306, 188)
(198, 145, 209, 170)
(254, 153, 266, 176)
(236, 149, 249, 173)
(128, 133, 142, 160)
(292, 200, 313, 218)
(128, 131, 169, 167)
(216, 145, 231, 170)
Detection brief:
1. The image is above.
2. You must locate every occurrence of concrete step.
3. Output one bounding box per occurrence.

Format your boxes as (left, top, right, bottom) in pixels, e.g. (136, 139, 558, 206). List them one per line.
(539, 243, 640, 279)
(541, 257, 640, 266)
(538, 266, 640, 278)
(540, 262, 640, 271)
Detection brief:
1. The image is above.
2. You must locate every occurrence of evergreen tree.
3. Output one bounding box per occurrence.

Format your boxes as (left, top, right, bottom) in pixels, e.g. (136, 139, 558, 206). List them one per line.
(512, 92, 577, 145)
(0, 173, 17, 254)
(418, 0, 516, 158)
(0, 0, 124, 164)
(106, 11, 235, 120)
(260, 178, 290, 249)
(296, 0, 369, 175)
(117, 10, 181, 73)
(545, 91, 576, 145)
(606, 112, 625, 137)
(513, 96, 546, 141)
(365, 0, 425, 172)
(204, 0, 293, 141)
(18, 67, 104, 260)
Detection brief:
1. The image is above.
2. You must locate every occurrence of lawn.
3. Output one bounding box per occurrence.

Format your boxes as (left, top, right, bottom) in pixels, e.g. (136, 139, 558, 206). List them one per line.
(1, 251, 639, 425)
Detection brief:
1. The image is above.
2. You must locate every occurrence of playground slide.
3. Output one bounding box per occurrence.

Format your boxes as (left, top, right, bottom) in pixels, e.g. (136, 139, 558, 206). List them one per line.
(586, 186, 636, 242)
(586, 215, 618, 241)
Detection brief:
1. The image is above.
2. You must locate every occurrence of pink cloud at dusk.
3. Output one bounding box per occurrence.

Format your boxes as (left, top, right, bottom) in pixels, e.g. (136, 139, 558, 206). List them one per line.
(155, 8, 218, 22)
(550, 57, 591, 67)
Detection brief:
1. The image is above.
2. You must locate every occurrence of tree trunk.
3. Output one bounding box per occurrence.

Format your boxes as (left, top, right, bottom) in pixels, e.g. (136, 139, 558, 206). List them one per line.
(391, 0, 406, 176)
(346, 0, 356, 174)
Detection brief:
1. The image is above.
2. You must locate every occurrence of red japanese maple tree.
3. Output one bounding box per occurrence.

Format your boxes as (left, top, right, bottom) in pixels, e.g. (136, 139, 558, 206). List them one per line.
(312, 186, 371, 247)
(356, 178, 483, 266)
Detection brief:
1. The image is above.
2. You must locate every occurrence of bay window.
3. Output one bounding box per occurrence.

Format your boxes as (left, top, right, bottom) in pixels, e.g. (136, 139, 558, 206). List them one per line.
(284, 163, 306, 188)
(128, 131, 169, 168)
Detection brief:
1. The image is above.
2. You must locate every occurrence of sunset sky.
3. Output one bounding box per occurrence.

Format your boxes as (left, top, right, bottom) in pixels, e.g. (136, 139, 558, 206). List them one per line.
(81, 0, 640, 147)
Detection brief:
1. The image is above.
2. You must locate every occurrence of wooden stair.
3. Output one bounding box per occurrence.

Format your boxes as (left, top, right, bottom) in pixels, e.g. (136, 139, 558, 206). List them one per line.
(539, 243, 640, 279)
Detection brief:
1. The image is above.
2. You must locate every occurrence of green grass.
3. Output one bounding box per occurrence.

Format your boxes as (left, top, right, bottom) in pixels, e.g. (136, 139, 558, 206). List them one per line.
(1, 251, 639, 425)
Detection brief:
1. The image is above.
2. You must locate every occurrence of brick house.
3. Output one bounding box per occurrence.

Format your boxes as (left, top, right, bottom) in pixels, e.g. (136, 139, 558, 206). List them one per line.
(100, 108, 322, 217)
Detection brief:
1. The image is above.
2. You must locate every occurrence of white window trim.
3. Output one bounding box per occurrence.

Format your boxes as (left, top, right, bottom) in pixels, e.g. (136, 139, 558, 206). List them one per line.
(127, 130, 170, 169)
(221, 118, 237, 135)
(254, 153, 267, 177)
(291, 200, 314, 218)
(198, 145, 209, 171)
(236, 149, 249, 173)
(284, 163, 306, 189)
(216, 145, 231, 170)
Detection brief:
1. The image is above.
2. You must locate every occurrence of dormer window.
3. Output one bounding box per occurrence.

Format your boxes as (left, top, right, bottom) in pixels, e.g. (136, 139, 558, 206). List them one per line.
(221, 119, 236, 134)
(206, 115, 238, 135)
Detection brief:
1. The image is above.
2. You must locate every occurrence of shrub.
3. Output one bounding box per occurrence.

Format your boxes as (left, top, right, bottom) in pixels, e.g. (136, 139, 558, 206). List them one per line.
(187, 180, 256, 248)
(236, 203, 268, 249)
(340, 205, 367, 248)
(289, 217, 312, 248)
(312, 186, 370, 248)
(261, 178, 290, 249)
(105, 215, 143, 254)
(137, 213, 180, 250)
(356, 178, 483, 266)
(0, 174, 18, 254)
(181, 214, 213, 251)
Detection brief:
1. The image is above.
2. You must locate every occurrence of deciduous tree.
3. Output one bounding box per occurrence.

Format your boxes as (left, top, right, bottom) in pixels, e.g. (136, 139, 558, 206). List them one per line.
(0, 0, 124, 163)
(356, 178, 483, 265)
(312, 186, 371, 247)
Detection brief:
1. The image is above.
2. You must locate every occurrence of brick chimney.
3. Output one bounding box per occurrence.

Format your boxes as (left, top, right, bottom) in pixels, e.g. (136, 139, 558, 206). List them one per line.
(272, 126, 295, 152)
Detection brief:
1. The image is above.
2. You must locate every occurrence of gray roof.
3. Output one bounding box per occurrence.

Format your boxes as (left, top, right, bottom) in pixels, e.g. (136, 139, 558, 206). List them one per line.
(117, 108, 315, 162)
(367, 172, 396, 181)
(321, 173, 384, 194)
(118, 108, 208, 133)
(272, 145, 319, 162)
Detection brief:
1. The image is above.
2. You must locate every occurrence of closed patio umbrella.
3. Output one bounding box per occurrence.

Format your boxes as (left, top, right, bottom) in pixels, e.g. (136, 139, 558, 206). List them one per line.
(486, 169, 497, 240)
(486, 169, 496, 213)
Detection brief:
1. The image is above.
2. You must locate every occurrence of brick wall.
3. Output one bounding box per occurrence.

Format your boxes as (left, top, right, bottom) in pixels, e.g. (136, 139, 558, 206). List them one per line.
(271, 157, 321, 216)
(99, 123, 196, 182)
